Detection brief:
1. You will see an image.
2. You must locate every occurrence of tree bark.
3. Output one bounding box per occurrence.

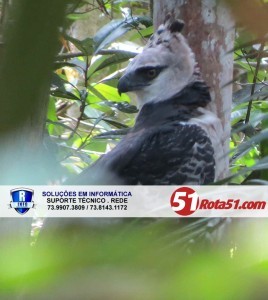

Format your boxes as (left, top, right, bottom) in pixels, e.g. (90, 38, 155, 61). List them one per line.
(154, 0, 234, 178)
(0, 0, 67, 240)
(0, 0, 67, 184)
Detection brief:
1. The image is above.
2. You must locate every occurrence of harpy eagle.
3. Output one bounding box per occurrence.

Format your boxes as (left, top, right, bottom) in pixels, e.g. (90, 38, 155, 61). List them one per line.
(71, 18, 225, 185)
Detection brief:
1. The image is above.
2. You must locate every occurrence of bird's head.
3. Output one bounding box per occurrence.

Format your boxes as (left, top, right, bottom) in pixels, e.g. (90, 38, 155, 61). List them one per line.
(117, 17, 196, 106)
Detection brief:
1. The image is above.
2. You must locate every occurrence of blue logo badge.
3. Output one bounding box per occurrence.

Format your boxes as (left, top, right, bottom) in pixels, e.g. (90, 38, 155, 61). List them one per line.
(10, 188, 35, 215)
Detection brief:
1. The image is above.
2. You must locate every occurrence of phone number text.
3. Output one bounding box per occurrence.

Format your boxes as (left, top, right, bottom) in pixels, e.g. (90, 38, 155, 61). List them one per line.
(47, 204, 127, 211)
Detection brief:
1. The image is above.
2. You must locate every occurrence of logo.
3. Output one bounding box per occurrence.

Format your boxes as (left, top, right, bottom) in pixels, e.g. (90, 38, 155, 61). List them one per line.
(170, 187, 267, 217)
(170, 187, 199, 216)
(10, 188, 35, 215)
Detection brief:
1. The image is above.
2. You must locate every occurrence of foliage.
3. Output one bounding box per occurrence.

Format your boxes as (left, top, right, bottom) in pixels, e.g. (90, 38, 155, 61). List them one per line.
(48, 0, 152, 179)
(1, 219, 268, 299)
(229, 27, 268, 184)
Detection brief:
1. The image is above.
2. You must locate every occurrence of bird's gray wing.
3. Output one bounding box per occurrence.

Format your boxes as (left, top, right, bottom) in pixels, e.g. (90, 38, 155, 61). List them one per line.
(69, 123, 215, 185)
(68, 128, 148, 185)
(118, 123, 215, 185)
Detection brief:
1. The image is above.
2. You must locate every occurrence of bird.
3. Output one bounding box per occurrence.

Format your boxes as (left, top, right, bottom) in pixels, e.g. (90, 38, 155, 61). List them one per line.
(70, 16, 225, 186)
(60, 17, 230, 251)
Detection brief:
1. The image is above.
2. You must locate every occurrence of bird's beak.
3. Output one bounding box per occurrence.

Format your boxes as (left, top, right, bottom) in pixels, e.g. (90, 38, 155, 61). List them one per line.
(117, 72, 149, 96)
(117, 73, 132, 96)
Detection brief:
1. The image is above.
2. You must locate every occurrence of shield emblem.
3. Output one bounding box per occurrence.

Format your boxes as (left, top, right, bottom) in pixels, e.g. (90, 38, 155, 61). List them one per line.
(10, 188, 34, 215)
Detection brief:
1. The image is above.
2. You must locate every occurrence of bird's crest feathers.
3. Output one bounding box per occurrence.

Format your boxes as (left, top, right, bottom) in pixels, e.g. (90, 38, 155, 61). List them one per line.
(164, 13, 184, 32)
(145, 16, 187, 54)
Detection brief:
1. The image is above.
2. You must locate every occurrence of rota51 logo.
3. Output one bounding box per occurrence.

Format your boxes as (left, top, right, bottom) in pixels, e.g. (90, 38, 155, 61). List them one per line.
(170, 187, 199, 216)
(170, 186, 267, 216)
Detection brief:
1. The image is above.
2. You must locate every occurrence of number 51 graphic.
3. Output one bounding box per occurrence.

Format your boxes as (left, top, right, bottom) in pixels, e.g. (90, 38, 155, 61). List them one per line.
(170, 187, 199, 216)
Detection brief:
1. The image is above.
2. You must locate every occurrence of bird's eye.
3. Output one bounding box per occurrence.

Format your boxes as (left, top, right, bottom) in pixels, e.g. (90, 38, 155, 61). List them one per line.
(136, 66, 166, 80)
(146, 69, 157, 79)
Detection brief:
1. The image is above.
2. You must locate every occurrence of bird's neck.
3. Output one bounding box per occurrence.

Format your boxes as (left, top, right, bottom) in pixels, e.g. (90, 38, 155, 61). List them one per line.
(134, 80, 211, 129)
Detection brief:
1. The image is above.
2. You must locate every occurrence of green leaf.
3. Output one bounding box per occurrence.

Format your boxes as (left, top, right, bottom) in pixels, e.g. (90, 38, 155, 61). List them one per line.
(80, 37, 94, 55)
(95, 128, 130, 139)
(83, 106, 113, 131)
(89, 102, 114, 114)
(93, 16, 152, 53)
(87, 85, 107, 101)
(53, 62, 80, 70)
(233, 82, 268, 104)
(50, 73, 80, 100)
(93, 83, 130, 102)
(260, 118, 268, 180)
(47, 120, 78, 135)
(46, 97, 58, 135)
(101, 118, 129, 129)
(66, 12, 91, 21)
(244, 179, 268, 185)
(87, 50, 138, 79)
(86, 139, 107, 152)
(93, 19, 129, 53)
(231, 109, 247, 126)
(51, 89, 80, 100)
(104, 101, 139, 113)
(233, 129, 268, 159)
(64, 35, 94, 56)
(235, 60, 254, 72)
(73, 135, 107, 153)
(51, 72, 65, 89)
(69, 57, 87, 72)
(129, 25, 153, 41)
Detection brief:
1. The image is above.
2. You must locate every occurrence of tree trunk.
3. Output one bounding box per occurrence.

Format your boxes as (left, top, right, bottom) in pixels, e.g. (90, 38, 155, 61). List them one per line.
(0, 0, 67, 240)
(154, 0, 234, 179)
(0, 0, 67, 184)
